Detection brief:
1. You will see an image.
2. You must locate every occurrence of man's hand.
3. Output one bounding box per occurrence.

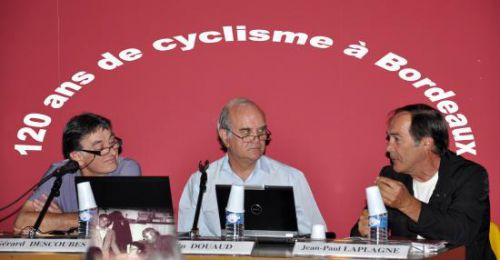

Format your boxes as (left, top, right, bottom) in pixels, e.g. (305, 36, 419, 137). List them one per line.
(32, 194, 62, 214)
(376, 176, 422, 222)
(357, 209, 369, 237)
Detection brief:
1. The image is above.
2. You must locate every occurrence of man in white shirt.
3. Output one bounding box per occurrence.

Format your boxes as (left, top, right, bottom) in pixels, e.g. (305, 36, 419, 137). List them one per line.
(92, 214, 120, 258)
(178, 97, 325, 236)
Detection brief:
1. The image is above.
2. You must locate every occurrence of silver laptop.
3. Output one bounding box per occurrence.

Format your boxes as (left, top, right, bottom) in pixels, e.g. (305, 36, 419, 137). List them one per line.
(215, 185, 298, 238)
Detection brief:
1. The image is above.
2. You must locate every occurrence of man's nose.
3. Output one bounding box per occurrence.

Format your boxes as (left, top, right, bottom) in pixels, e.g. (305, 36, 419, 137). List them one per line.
(386, 141, 393, 153)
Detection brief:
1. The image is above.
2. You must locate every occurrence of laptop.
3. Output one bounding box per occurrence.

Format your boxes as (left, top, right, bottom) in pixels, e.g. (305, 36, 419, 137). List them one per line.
(75, 176, 176, 243)
(75, 176, 174, 215)
(215, 185, 299, 238)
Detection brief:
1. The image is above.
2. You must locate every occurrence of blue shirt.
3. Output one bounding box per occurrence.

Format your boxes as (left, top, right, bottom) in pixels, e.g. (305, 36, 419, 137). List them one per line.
(29, 157, 141, 213)
(177, 155, 326, 236)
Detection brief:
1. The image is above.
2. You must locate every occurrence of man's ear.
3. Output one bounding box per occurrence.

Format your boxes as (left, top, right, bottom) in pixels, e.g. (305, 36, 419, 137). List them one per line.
(69, 151, 85, 167)
(218, 128, 229, 147)
(422, 137, 434, 150)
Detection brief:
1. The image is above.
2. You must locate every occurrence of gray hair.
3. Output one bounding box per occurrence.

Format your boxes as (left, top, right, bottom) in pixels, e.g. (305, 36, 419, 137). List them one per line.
(217, 97, 262, 131)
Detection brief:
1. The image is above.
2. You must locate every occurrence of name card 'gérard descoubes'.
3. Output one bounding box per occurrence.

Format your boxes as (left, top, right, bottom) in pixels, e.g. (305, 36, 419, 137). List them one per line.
(0, 238, 89, 253)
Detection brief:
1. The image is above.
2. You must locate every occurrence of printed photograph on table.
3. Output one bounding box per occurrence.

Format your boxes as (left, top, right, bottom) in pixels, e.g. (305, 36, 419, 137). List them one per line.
(89, 208, 176, 259)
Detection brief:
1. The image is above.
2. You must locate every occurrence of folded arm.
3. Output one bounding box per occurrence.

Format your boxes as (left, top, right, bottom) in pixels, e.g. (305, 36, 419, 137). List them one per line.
(13, 198, 78, 235)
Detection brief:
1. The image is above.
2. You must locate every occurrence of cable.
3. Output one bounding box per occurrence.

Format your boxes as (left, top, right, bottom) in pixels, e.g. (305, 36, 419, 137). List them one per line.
(0, 160, 80, 213)
(0, 204, 25, 223)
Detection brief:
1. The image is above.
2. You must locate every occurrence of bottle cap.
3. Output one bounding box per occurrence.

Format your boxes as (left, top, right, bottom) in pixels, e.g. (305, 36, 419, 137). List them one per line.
(77, 181, 97, 210)
(226, 185, 245, 213)
(366, 186, 387, 216)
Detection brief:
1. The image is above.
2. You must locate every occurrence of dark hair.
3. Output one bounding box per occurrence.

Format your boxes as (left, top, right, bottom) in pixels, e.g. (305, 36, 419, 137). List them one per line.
(99, 213, 109, 219)
(85, 246, 103, 260)
(62, 113, 112, 159)
(390, 104, 449, 155)
(108, 210, 125, 221)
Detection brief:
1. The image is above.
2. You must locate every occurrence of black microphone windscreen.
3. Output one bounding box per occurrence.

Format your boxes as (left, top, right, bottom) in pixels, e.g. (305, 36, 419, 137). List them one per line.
(55, 160, 80, 176)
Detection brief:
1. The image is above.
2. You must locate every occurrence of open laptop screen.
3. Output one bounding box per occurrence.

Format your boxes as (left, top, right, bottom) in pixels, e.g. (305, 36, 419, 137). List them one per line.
(215, 185, 298, 237)
(75, 176, 173, 214)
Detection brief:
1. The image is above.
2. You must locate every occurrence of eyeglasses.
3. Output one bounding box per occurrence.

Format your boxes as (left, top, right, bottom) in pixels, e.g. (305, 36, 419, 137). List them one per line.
(79, 139, 122, 156)
(229, 129, 272, 143)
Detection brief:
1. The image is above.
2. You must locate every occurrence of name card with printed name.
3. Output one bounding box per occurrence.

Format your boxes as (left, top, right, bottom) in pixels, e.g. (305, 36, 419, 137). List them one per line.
(293, 242, 410, 259)
(0, 238, 89, 253)
(179, 240, 255, 255)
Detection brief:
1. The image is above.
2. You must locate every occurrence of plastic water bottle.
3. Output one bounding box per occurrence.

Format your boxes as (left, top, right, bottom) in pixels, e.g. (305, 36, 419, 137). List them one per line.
(78, 207, 98, 238)
(369, 213, 388, 242)
(225, 210, 244, 239)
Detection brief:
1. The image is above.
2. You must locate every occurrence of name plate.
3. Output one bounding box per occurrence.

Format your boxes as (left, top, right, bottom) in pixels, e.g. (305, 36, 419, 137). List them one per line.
(0, 238, 89, 253)
(179, 240, 255, 255)
(293, 242, 410, 259)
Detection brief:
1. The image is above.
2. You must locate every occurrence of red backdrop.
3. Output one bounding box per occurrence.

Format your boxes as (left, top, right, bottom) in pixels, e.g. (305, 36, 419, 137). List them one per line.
(1, 0, 499, 238)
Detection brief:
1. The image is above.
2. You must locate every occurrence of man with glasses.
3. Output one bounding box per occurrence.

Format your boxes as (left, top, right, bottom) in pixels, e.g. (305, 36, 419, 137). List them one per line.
(14, 113, 141, 234)
(178, 97, 325, 236)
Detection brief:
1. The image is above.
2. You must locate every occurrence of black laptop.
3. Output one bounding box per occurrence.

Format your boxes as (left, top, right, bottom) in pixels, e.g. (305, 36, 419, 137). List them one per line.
(215, 185, 299, 238)
(75, 176, 173, 215)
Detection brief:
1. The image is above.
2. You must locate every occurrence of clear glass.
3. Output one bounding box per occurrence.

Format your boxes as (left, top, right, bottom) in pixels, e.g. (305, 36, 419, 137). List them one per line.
(229, 129, 272, 143)
(80, 138, 122, 156)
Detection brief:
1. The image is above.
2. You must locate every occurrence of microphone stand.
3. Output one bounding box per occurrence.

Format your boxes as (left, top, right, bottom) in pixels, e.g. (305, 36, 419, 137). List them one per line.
(190, 160, 209, 239)
(28, 175, 64, 238)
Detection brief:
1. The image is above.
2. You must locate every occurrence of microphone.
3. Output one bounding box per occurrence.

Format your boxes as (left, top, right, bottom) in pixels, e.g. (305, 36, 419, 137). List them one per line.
(38, 160, 80, 187)
(190, 160, 209, 238)
(0, 160, 79, 216)
(52, 160, 80, 177)
(29, 159, 80, 238)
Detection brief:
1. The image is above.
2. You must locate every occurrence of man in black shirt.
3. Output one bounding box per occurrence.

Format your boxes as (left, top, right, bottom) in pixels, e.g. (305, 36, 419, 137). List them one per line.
(351, 104, 495, 260)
